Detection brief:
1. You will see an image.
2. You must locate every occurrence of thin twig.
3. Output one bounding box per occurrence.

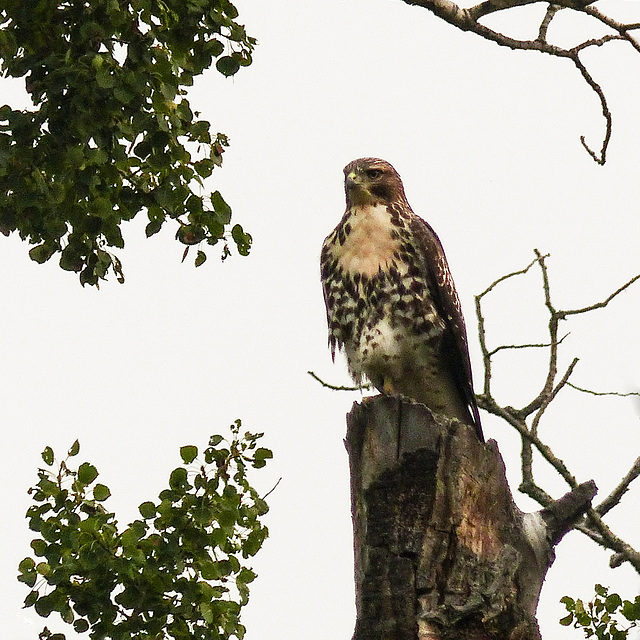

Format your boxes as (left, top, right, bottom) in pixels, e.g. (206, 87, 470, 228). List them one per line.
(307, 370, 369, 392)
(488, 334, 567, 357)
(560, 273, 640, 318)
(572, 55, 611, 165)
(474, 254, 544, 398)
(262, 477, 282, 500)
(582, 5, 640, 54)
(567, 382, 640, 399)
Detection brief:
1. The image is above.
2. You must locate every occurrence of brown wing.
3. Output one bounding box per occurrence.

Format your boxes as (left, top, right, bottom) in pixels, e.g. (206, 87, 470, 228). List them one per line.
(407, 212, 484, 440)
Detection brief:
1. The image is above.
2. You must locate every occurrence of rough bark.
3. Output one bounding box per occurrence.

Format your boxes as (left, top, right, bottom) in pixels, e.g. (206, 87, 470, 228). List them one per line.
(345, 395, 596, 640)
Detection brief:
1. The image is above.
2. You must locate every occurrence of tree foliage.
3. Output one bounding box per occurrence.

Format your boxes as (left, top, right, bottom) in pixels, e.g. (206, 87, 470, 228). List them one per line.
(18, 422, 272, 640)
(0, 0, 254, 286)
(561, 585, 640, 640)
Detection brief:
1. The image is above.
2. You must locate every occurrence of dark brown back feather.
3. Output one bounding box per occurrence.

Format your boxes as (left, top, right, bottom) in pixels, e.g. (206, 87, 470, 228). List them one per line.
(406, 212, 484, 440)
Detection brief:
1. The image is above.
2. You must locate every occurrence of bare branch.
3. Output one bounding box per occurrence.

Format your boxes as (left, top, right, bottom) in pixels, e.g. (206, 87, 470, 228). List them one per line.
(476, 254, 542, 298)
(261, 476, 283, 500)
(475, 249, 640, 572)
(567, 382, 640, 399)
(307, 370, 370, 391)
(474, 254, 543, 398)
(478, 393, 579, 488)
(396, 0, 640, 163)
(560, 272, 640, 317)
(583, 508, 640, 573)
(530, 357, 579, 436)
(582, 5, 640, 54)
(470, 0, 549, 22)
(595, 457, 640, 517)
(488, 333, 568, 357)
(573, 56, 611, 165)
(519, 250, 559, 417)
(538, 4, 562, 42)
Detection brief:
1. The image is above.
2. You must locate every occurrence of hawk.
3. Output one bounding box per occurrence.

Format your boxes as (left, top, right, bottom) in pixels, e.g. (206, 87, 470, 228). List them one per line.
(321, 157, 483, 440)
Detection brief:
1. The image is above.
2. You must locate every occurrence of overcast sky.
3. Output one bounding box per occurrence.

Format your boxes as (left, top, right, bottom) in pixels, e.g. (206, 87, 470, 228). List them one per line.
(2, 1, 640, 638)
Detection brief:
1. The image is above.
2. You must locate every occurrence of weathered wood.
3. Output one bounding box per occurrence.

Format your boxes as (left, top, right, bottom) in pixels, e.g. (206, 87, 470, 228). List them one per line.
(345, 396, 596, 640)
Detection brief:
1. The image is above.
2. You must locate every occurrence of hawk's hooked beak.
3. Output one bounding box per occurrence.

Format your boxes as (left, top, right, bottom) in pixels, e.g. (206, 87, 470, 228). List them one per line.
(345, 169, 375, 205)
(345, 170, 358, 188)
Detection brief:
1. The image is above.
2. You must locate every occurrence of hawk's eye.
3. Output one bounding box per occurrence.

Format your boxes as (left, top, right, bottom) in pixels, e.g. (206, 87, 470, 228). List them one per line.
(365, 169, 383, 180)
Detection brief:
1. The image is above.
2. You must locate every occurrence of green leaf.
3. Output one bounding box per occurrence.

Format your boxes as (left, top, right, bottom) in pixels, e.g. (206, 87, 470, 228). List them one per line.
(18, 557, 36, 573)
(17, 570, 37, 588)
(176, 224, 205, 245)
(211, 190, 232, 224)
(121, 521, 146, 547)
(169, 467, 189, 491)
(29, 243, 57, 264)
(59, 246, 84, 273)
(199, 601, 214, 624)
(30, 539, 48, 556)
(252, 447, 273, 469)
(73, 619, 90, 633)
(96, 67, 116, 88)
(242, 529, 266, 557)
(559, 613, 574, 626)
(41, 447, 54, 466)
(237, 567, 256, 585)
(93, 483, 111, 501)
(180, 445, 198, 464)
(68, 440, 80, 457)
(201, 561, 221, 580)
(216, 56, 241, 77)
(139, 501, 156, 519)
(145, 219, 163, 238)
(195, 249, 207, 267)
(34, 591, 61, 617)
(605, 593, 623, 612)
(77, 462, 98, 485)
(231, 224, 252, 256)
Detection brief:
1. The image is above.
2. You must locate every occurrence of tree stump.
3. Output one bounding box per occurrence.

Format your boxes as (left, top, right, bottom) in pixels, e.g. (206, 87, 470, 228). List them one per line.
(345, 396, 596, 640)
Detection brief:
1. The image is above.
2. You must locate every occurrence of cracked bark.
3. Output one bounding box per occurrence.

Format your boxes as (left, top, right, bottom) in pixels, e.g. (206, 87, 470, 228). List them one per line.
(345, 396, 596, 640)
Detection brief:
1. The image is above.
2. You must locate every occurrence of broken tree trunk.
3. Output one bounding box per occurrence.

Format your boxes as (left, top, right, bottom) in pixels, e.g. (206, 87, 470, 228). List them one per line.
(345, 396, 596, 640)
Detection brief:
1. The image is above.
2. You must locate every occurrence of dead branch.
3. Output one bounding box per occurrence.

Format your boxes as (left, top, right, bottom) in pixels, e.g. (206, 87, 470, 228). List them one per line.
(595, 457, 640, 517)
(307, 370, 371, 391)
(398, 0, 640, 163)
(567, 382, 640, 398)
(476, 249, 640, 572)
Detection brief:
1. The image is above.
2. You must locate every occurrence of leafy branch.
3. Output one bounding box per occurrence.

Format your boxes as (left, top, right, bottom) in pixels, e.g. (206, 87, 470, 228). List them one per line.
(0, 0, 253, 285)
(561, 584, 640, 639)
(18, 421, 272, 640)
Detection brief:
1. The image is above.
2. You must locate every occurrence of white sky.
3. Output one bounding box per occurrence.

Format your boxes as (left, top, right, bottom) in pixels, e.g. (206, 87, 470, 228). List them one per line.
(2, 1, 640, 638)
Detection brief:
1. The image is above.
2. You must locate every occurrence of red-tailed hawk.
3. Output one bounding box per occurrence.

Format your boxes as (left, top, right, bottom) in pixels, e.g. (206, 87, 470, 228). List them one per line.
(321, 158, 483, 440)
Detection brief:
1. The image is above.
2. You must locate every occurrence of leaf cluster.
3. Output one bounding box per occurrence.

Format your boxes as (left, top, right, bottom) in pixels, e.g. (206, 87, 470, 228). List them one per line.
(18, 421, 272, 640)
(0, 0, 254, 285)
(560, 585, 640, 640)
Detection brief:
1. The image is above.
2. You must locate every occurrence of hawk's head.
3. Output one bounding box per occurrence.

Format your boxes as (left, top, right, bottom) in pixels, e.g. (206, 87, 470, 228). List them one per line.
(343, 157, 408, 207)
